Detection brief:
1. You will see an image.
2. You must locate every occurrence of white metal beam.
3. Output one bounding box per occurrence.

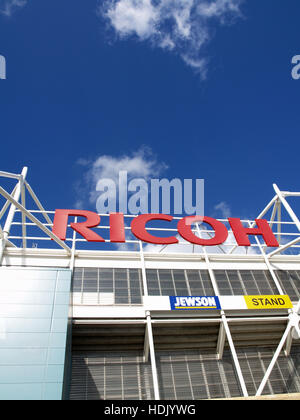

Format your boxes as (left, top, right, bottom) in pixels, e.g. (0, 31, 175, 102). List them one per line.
(146, 311, 160, 400)
(273, 184, 300, 232)
(201, 241, 249, 397)
(216, 323, 226, 360)
(228, 195, 278, 255)
(256, 321, 293, 396)
(24, 181, 53, 225)
(143, 322, 150, 362)
(21, 181, 26, 249)
(0, 167, 28, 263)
(0, 171, 20, 180)
(0, 183, 72, 257)
(268, 236, 300, 258)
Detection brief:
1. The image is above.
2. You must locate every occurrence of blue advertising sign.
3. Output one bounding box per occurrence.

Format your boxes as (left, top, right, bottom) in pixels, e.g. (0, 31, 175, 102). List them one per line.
(169, 296, 221, 310)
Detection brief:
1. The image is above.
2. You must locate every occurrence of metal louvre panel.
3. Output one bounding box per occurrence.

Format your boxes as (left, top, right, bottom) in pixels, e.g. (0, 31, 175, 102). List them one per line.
(72, 323, 146, 352)
(155, 345, 300, 399)
(155, 350, 241, 400)
(228, 320, 288, 348)
(275, 270, 300, 302)
(70, 345, 300, 400)
(236, 345, 300, 396)
(72, 268, 83, 292)
(153, 322, 219, 351)
(70, 352, 154, 400)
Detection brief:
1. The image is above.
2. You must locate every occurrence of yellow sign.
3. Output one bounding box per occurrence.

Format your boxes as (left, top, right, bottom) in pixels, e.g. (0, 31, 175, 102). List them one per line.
(244, 295, 293, 310)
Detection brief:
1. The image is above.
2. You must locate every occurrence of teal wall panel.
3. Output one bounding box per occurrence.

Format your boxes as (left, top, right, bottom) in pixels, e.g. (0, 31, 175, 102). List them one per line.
(0, 267, 72, 400)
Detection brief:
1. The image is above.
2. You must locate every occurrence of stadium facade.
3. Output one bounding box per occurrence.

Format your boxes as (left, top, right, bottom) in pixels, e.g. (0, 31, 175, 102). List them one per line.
(0, 167, 300, 400)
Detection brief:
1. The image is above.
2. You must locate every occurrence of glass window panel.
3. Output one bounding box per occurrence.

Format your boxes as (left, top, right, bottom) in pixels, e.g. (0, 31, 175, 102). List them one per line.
(239, 271, 259, 295)
(130, 296, 142, 304)
(225, 270, 244, 295)
(173, 269, 189, 295)
(99, 269, 113, 281)
(200, 271, 214, 291)
(148, 288, 160, 296)
(115, 280, 127, 289)
(161, 288, 175, 296)
(287, 271, 300, 300)
(276, 271, 295, 300)
(114, 269, 128, 281)
(115, 296, 129, 304)
(158, 270, 173, 281)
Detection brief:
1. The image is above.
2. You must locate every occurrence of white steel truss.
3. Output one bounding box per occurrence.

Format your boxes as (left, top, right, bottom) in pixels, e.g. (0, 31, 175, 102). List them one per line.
(1, 167, 300, 400)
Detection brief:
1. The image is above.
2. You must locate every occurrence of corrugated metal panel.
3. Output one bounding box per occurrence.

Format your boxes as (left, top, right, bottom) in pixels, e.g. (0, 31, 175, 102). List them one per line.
(153, 322, 219, 351)
(72, 323, 146, 352)
(70, 321, 300, 400)
(228, 320, 288, 348)
(70, 352, 154, 400)
(155, 345, 300, 399)
(236, 345, 300, 396)
(155, 350, 241, 399)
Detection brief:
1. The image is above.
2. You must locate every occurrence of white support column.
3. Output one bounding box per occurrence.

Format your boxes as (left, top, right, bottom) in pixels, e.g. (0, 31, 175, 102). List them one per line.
(24, 181, 53, 225)
(228, 195, 278, 255)
(140, 243, 159, 398)
(143, 322, 150, 363)
(0, 184, 17, 221)
(139, 241, 149, 296)
(222, 313, 249, 397)
(252, 222, 294, 358)
(0, 167, 28, 264)
(273, 184, 300, 232)
(216, 323, 226, 360)
(267, 236, 300, 258)
(252, 223, 285, 296)
(277, 202, 282, 245)
(0, 183, 72, 256)
(146, 311, 160, 400)
(69, 217, 77, 272)
(201, 240, 249, 397)
(21, 181, 26, 249)
(256, 321, 293, 397)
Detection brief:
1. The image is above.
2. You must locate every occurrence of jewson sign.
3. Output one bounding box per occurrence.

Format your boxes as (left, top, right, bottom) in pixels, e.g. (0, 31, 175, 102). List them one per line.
(170, 296, 221, 311)
(143, 295, 293, 312)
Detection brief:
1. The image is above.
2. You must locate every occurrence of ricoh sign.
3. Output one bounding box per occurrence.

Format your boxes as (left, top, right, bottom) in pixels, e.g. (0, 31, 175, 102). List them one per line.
(52, 209, 280, 248)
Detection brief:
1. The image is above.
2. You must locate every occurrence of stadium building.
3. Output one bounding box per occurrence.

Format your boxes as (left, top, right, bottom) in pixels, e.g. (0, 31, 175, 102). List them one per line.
(0, 167, 300, 400)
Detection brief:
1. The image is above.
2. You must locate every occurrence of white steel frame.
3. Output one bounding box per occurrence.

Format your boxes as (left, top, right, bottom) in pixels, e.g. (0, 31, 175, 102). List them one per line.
(1, 167, 300, 400)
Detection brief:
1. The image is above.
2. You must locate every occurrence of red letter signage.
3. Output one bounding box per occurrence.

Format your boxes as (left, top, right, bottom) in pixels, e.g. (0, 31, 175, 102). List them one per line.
(177, 216, 228, 245)
(52, 210, 280, 248)
(228, 218, 279, 247)
(110, 213, 125, 243)
(53, 209, 105, 242)
(131, 214, 178, 244)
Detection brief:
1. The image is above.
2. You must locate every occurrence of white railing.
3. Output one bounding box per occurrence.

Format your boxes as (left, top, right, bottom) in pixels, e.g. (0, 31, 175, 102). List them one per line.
(1, 168, 300, 262)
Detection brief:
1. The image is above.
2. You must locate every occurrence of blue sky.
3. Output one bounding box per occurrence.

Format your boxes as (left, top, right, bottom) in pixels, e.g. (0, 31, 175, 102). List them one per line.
(0, 0, 300, 223)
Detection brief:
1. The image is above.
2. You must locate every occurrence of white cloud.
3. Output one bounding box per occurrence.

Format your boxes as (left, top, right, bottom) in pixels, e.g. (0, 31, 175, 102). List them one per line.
(100, 0, 243, 77)
(0, 0, 27, 16)
(74, 147, 168, 209)
(105, 0, 159, 39)
(214, 201, 231, 219)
